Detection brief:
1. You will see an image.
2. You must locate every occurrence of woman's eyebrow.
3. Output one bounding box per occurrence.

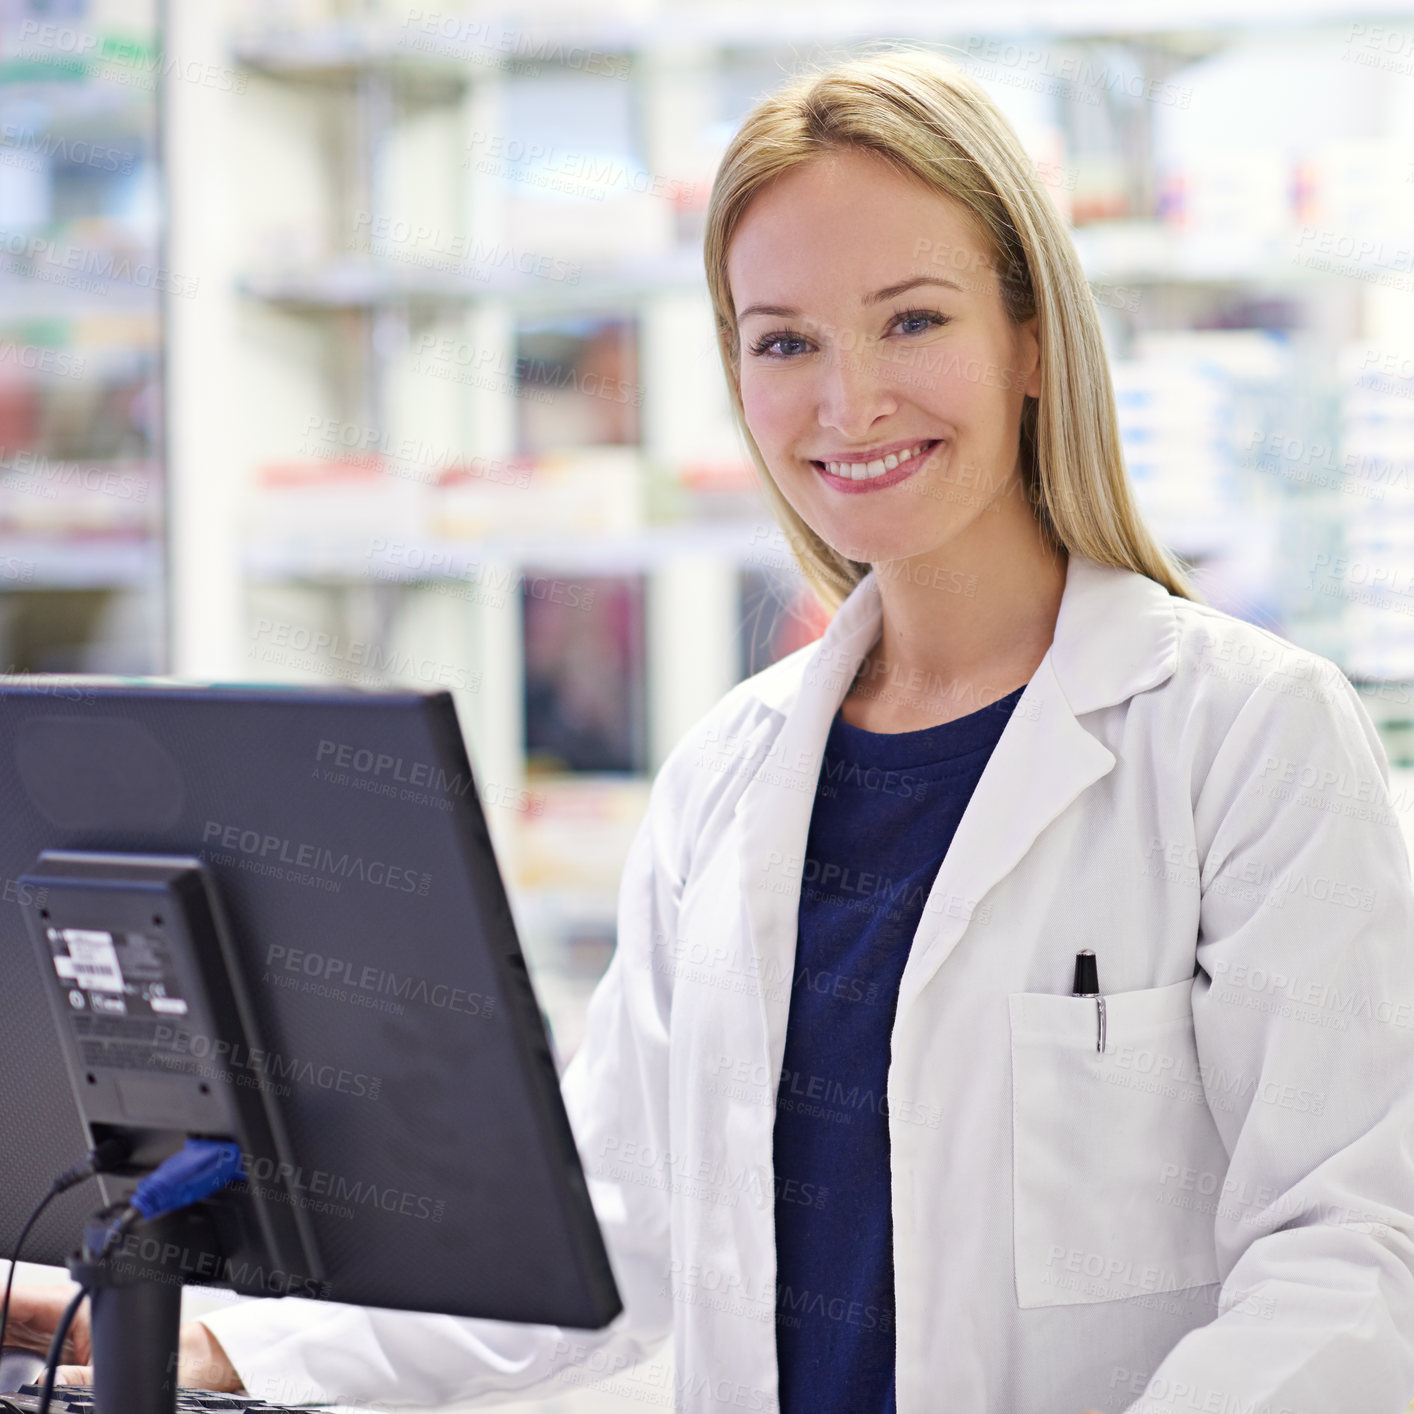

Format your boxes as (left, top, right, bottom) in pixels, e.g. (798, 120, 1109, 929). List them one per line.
(737, 275, 967, 323)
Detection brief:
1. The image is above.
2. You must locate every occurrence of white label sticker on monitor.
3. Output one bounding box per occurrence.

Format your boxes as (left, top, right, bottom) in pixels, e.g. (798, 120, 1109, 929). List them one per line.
(60, 929, 124, 993)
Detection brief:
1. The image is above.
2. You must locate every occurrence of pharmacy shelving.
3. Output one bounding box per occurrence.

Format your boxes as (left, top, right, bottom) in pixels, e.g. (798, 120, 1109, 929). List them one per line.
(143, 7, 1414, 1106)
(0, 2, 167, 669)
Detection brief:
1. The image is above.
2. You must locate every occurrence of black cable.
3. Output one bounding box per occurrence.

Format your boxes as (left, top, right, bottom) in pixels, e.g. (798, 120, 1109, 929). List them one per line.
(37, 1283, 85, 1414)
(0, 1138, 133, 1359)
(0, 1188, 61, 1362)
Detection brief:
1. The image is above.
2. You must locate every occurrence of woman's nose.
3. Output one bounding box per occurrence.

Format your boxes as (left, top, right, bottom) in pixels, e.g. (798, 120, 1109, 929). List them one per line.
(814, 339, 900, 440)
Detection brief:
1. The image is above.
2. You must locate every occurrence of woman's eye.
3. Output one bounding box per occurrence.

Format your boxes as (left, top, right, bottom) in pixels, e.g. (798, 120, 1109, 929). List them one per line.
(892, 310, 948, 336)
(749, 331, 811, 359)
(746, 310, 947, 359)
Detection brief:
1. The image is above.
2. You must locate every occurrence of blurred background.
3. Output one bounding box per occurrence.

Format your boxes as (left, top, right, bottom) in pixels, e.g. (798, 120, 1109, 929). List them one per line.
(5, 0, 1414, 1406)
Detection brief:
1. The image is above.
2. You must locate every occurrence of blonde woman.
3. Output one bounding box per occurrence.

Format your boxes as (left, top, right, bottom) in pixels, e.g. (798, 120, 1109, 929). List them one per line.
(13, 43, 1414, 1414)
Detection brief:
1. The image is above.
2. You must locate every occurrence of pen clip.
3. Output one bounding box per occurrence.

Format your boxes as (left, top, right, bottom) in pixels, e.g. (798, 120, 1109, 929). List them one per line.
(1072, 949, 1105, 1053)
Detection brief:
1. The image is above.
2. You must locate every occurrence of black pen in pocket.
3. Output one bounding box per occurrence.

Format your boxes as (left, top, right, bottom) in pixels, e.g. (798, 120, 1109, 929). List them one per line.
(1072, 949, 1106, 1054)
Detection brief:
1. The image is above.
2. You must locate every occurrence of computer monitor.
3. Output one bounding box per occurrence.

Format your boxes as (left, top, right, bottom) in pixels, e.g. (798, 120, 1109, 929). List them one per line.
(0, 681, 621, 1410)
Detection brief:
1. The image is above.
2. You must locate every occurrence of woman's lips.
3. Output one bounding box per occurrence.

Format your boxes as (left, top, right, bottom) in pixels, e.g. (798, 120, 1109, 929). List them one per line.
(811, 439, 941, 494)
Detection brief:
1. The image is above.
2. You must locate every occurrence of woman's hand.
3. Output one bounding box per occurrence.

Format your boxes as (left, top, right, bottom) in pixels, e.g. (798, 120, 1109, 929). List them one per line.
(5, 1285, 244, 1391)
(4, 1283, 89, 1369)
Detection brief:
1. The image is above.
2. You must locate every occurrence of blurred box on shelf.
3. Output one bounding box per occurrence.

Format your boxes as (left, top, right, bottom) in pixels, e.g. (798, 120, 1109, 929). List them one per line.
(1112, 362, 1234, 551)
(0, 455, 153, 534)
(1296, 141, 1414, 245)
(247, 458, 426, 558)
(432, 446, 641, 539)
(670, 455, 761, 522)
(1156, 148, 1291, 271)
(1340, 338, 1414, 675)
(514, 313, 641, 453)
(1070, 152, 1128, 226)
(524, 571, 647, 773)
(503, 187, 676, 262)
(1113, 331, 1290, 559)
(1341, 341, 1414, 508)
(1342, 624, 1414, 684)
(513, 774, 651, 896)
(1071, 219, 1178, 280)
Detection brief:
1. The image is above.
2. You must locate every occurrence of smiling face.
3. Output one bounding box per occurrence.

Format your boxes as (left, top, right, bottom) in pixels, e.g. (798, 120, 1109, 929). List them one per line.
(726, 146, 1042, 568)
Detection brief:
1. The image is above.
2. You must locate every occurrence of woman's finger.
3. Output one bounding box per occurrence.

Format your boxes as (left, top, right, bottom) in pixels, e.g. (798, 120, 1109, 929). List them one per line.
(52, 1366, 93, 1387)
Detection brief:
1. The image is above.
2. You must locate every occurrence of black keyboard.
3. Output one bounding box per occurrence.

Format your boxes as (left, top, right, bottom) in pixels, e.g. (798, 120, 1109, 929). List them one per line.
(4, 1387, 325, 1413)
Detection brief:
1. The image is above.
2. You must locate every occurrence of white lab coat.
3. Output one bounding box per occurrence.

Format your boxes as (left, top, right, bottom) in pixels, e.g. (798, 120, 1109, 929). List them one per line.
(200, 553, 1414, 1414)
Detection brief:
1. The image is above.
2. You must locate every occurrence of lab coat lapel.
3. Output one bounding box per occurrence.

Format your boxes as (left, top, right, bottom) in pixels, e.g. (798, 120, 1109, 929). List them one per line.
(736, 553, 1182, 1080)
(892, 649, 1113, 1023)
(895, 554, 1182, 1021)
(736, 566, 888, 1087)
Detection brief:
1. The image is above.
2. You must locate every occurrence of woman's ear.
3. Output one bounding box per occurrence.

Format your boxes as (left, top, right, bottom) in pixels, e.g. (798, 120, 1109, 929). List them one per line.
(1017, 314, 1041, 400)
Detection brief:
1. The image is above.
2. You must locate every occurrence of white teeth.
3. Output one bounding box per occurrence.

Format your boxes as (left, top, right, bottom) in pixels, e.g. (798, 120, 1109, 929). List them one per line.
(822, 440, 932, 481)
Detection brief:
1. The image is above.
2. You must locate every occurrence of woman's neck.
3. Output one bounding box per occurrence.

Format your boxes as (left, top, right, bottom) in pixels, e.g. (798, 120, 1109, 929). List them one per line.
(839, 495, 1068, 733)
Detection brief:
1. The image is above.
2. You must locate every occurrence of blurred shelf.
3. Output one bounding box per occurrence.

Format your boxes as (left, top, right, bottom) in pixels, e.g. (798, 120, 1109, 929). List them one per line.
(238, 247, 706, 312)
(0, 537, 159, 588)
(0, 26, 159, 88)
(230, 2, 1414, 67)
(232, 26, 472, 95)
(1075, 221, 1414, 287)
(245, 517, 779, 579)
(240, 227, 1413, 316)
(0, 345, 159, 378)
(0, 280, 162, 318)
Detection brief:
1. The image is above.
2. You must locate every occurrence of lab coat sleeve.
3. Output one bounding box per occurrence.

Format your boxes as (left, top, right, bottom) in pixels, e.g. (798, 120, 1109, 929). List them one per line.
(195, 781, 681, 1408)
(1118, 668, 1414, 1414)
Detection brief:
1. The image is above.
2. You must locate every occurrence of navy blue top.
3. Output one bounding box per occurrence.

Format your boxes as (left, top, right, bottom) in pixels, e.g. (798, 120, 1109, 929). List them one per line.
(772, 683, 1027, 1414)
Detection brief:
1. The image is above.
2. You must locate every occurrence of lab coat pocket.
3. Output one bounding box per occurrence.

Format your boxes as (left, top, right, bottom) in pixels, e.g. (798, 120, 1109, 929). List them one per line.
(1008, 977, 1228, 1310)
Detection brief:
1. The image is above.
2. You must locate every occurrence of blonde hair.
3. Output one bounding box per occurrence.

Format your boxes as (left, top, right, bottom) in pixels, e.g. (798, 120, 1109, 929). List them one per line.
(703, 43, 1199, 613)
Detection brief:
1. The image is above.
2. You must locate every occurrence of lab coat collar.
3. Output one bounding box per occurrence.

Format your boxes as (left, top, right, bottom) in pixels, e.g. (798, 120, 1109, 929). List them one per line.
(737, 552, 1183, 1070)
(751, 551, 1182, 720)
